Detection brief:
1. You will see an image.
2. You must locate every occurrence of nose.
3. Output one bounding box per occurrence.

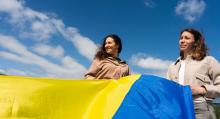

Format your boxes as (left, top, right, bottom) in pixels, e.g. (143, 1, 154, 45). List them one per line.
(180, 38, 185, 43)
(105, 45, 111, 50)
(105, 43, 110, 48)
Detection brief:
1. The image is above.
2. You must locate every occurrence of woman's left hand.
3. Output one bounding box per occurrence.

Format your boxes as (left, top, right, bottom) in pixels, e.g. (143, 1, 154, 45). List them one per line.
(190, 85, 207, 96)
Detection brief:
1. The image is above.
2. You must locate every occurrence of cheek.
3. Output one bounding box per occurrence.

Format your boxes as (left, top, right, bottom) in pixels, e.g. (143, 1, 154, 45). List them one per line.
(104, 45, 109, 51)
(184, 42, 194, 50)
(113, 45, 119, 51)
(187, 41, 195, 46)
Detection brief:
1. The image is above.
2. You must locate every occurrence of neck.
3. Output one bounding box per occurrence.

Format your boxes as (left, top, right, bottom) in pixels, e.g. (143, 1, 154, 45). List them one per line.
(111, 53, 118, 58)
(183, 51, 192, 59)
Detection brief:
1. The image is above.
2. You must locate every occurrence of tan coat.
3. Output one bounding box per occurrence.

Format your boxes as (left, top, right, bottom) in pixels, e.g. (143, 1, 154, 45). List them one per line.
(85, 57, 130, 79)
(167, 56, 220, 102)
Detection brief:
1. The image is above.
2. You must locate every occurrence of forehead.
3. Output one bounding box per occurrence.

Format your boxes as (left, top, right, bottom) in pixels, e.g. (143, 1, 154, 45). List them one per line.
(105, 37, 115, 42)
(181, 31, 194, 37)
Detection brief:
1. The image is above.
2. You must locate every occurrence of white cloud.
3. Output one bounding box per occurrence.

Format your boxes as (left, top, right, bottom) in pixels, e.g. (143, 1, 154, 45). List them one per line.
(130, 53, 173, 70)
(4, 68, 29, 76)
(0, 68, 6, 74)
(175, 0, 206, 23)
(53, 20, 97, 61)
(0, 34, 29, 55)
(61, 56, 86, 71)
(0, 68, 41, 77)
(0, 51, 33, 64)
(144, 0, 155, 8)
(0, 34, 86, 79)
(150, 71, 167, 78)
(130, 53, 173, 78)
(0, 0, 97, 61)
(23, 8, 49, 21)
(0, 0, 23, 12)
(32, 43, 64, 59)
(21, 21, 55, 40)
(73, 34, 98, 60)
(0, 0, 54, 41)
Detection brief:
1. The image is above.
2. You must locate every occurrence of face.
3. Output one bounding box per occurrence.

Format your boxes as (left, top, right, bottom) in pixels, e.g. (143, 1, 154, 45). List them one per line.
(104, 37, 119, 57)
(179, 31, 195, 54)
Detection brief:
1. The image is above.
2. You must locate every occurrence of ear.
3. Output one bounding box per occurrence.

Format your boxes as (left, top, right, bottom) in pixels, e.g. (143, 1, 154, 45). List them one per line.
(116, 45, 120, 52)
(116, 44, 119, 48)
(194, 42, 198, 47)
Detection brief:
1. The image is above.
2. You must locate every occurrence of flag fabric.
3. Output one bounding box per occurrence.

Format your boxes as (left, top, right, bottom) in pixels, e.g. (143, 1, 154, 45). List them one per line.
(113, 75, 195, 119)
(0, 74, 195, 119)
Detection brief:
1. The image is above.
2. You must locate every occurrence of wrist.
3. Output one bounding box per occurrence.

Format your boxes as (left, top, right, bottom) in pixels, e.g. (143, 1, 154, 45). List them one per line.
(201, 86, 207, 95)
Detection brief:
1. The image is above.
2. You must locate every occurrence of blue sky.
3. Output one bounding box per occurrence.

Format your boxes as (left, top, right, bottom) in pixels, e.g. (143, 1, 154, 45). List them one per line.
(0, 0, 220, 79)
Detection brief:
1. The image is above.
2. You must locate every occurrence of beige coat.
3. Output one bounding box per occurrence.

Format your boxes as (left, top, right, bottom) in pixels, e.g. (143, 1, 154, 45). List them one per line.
(167, 56, 220, 102)
(85, 57, 130, 79)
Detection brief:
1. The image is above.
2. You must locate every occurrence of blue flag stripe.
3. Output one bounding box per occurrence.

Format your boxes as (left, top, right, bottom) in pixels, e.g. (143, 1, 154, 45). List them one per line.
(113, 75, 195, 119)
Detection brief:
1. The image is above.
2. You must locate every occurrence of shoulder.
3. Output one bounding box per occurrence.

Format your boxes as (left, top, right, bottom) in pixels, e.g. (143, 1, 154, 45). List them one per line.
(118, 58, 127, 64)
(201, 56, 220, 70)
(171, 57, 181, 66)
(116, 57, 128, 65)
(108, 57, 129, 68)
(167, 57, 180, 70)
(105, 57, 126, 64)
(90, 58, 103, 66)
(203, 56, 219, 64)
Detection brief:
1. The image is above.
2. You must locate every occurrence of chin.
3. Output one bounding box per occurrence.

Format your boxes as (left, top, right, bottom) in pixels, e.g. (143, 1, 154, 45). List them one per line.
(106, 51, 111, 54)
(180, 48, 184, 50)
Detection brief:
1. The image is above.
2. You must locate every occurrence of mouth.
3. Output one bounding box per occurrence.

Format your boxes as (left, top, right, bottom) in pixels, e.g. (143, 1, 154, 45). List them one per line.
(106, 48, 112, 52)
(179, 45, 186, 48)
(106, 47, 112, 50)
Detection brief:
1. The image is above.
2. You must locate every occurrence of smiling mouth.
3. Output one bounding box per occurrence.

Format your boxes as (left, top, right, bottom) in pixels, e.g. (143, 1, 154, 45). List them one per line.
(106, 49, 112, 52)
(106, 48, 112, 50)
(180, 45, 186, 48)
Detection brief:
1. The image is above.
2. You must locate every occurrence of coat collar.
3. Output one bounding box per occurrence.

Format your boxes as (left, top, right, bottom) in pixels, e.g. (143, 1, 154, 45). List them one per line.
(106, 56, 126, 65)
(174, 55, 193, 65)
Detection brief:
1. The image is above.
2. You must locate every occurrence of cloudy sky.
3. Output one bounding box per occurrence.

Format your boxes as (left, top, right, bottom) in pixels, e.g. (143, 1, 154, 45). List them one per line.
(0, 0, 219, 79)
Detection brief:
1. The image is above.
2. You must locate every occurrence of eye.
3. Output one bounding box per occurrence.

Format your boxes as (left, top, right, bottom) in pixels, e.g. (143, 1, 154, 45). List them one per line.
(180, 36, 183, 40)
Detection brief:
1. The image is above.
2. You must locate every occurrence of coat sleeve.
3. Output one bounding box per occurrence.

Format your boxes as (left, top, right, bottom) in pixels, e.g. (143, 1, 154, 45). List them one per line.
(203, 57, 220, 98)
(128, 67, 131, 76)
(166, 65, 172, 80)
(84, 59, 100, 80)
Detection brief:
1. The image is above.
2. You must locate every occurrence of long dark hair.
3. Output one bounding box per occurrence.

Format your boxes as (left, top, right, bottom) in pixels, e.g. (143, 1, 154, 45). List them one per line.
(95, 34, 122, 60)
(180, 28, 208, 60)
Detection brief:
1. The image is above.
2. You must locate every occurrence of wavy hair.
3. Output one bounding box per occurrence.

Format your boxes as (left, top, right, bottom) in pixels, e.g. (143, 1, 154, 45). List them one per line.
(95, 34, 122, 60)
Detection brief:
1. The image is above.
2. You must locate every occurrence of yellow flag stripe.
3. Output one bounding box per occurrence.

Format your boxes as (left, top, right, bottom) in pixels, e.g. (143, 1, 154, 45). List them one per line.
(0, 75, 140, 119)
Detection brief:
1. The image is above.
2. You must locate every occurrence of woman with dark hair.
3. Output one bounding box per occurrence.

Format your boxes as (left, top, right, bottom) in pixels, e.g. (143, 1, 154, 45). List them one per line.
(85, 34, 130, 79)
(167, 28, 220, 119)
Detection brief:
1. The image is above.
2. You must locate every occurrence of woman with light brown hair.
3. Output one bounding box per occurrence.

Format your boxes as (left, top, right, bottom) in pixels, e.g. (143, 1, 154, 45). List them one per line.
(167, 28, 220, 119)
(85, 34, 130, 79)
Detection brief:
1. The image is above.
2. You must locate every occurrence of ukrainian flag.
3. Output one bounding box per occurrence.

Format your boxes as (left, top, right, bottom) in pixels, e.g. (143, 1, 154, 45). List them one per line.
(0, 75, 195, 119)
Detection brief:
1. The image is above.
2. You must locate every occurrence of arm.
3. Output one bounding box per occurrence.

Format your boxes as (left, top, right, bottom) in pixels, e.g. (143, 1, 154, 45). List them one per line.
(125, 64, 131, 76)
(166, 65, 172, 80)
(202, 57, 220, 98)
(84, 59, 100, 80)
